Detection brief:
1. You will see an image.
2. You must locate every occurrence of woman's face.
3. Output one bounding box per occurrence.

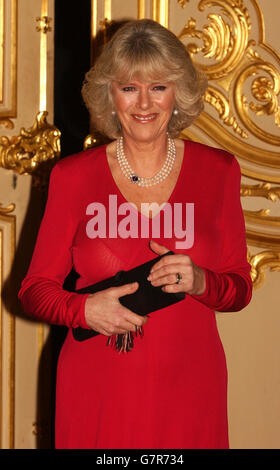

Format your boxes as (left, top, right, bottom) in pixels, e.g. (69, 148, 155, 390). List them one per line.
(111, 78, 176, 144)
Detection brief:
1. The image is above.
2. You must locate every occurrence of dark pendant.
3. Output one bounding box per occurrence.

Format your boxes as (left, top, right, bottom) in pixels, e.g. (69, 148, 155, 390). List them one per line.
(131, 175, 139, 182)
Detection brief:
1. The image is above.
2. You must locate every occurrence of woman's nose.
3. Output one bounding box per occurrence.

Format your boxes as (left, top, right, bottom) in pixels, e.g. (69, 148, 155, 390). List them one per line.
(137, 88, 150, 110)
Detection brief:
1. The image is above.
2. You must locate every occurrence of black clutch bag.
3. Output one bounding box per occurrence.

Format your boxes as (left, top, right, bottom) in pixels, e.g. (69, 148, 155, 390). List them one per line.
(72, 251, 185, 351)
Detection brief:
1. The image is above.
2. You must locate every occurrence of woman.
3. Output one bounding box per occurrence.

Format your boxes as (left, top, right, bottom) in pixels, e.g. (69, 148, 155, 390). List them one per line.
(18, 19, 252, 449)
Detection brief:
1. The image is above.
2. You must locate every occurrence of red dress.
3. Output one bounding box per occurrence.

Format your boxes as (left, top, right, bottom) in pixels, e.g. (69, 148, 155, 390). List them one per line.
(18, 140, 252, 449)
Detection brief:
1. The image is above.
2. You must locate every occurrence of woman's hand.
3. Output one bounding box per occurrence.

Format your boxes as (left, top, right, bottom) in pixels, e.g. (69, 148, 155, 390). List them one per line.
(148, 240, 206, 296)
(84, 282, 148, 336)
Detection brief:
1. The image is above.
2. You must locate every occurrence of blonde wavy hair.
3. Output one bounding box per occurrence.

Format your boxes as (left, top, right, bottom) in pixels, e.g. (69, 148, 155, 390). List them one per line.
(82, 19, 208, 139)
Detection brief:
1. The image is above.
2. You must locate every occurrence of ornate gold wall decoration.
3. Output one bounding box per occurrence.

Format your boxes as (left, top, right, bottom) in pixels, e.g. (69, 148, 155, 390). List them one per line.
(178, 0, 280, 163)
(0, 1, 60, 186)
(235, 49, 280, 147)
(204, 87, 248, 138)
(0, 203, 15, 214)
(36, 15, 52, 34)
(248, 249, 280, 289)
(0, 119, 14, 130)
(178, 0, 190, 7)
(0, 111, 60, 176)
(177, 0, 280, 288)
(241, 182, 280, 201)
(178, 2, 251, 80)
(84, 134, 102, 150)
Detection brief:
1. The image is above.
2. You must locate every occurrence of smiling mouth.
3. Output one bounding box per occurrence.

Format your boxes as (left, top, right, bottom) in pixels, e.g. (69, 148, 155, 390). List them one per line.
(132, 113, 157, 122)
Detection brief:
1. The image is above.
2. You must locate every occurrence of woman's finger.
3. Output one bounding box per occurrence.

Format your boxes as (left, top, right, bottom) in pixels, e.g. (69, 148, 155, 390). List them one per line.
(149, 239, 170, 255)
(109, 282, 139, 298)
(149, 253, 192, 274)
(122, 309, 148, 327)
(148, 272, 184, 287)
(161, 283, 186, 293)
(148, 262, 192, 282)
(102, 318, 142, 336)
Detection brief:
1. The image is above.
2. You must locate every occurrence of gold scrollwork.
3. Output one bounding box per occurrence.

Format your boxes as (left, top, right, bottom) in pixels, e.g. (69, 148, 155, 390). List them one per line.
(84, 135, 99, 150)
(204, 87, 248, 138)
(178, 0, 190, 7)
(251, 77, 280, 127)
(0, 111, 61, 175)
(178, 0, 251, 80)
(84, 132, 111, 150)
(36, 16, 52, 34)
(245, 228, 280, 251)
(0, 119, 14, 130)
(241, 182, 280, 202)
(248, 249, 280, 289)
(244, 210, 280, 228)
(235, 50, 280, 146)
(183, 112, 280, 170)
(241, 181, 280, 231)
(0, 203, 15, 215)
(178, 0, 280, 162)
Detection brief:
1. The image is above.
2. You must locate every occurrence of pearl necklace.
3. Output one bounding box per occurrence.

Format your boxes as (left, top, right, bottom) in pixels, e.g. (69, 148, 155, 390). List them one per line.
(116, 136, 176, 187)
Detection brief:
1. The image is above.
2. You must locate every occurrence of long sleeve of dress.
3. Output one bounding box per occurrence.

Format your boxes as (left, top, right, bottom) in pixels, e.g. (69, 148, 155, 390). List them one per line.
(18, 163, 90, 329)
(191, 156, 252, 312)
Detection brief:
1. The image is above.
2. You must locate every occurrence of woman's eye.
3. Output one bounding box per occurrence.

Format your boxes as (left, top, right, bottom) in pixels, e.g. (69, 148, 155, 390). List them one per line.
(153, 85, 167, 91)
(122, 86, 135, 92)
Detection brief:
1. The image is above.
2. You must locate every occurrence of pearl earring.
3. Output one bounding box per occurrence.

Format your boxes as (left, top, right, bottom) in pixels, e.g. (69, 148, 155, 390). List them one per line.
(112, 110, 116, 115)
(173, 108, 178, 116)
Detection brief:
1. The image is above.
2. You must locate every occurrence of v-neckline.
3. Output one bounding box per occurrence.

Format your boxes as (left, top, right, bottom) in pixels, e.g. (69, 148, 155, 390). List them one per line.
(103, 139, 188, 220)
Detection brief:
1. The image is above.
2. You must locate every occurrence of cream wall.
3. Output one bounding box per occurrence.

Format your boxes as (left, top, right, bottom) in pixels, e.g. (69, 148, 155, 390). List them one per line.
(219, 270, 280, 449)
